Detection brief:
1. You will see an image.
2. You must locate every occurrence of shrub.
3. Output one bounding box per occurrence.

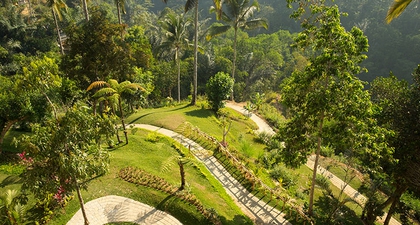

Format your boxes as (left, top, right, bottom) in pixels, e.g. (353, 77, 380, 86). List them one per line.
(269, 165, 296, 188)
(206, 72, 234, 111)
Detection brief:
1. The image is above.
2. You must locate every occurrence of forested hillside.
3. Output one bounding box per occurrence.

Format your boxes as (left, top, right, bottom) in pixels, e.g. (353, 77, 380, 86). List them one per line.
(153, 0, 420, 82)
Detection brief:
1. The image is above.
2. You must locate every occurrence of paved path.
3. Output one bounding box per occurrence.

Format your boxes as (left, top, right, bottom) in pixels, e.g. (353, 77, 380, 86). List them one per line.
(226, 102, 401, 225)
(133, 124, 291, 225)
(67, 195, 182, 225)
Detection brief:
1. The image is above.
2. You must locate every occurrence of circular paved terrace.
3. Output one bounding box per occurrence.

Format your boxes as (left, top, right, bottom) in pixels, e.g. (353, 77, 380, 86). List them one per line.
(66, 195, 183, 225)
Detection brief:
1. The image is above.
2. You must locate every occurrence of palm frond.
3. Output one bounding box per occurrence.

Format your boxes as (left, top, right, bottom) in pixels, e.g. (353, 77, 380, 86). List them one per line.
(206, 24, 232, 41)
(161, 155, 181, 173)
(92, 88, 117, 98)
(244, 18, 268, 30)
(386, 0, 413, 23)
(185, 0, 198, 13)
(86, 81, 109, 91)
(108, 79, 119, 89)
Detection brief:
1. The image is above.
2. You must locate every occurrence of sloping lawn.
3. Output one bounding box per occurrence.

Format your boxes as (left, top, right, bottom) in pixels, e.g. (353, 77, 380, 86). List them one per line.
(48, 129, 251, 225)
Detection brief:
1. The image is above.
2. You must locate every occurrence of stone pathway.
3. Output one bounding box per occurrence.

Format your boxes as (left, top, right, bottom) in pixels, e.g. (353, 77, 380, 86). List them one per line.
(67, 195, 182, 225)
(133, 124, 291, 225)
(226, 102, 401, 225)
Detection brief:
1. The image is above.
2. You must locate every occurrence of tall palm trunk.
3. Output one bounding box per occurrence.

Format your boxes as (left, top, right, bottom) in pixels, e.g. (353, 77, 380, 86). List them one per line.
(190, 1, 198, 105)
(117, 2, 122, 24)
(176, 48, 181, 103)
(82, 0, 89, 21)
(118, 96, 128, 144)
(52, 9, 64, 55)
(231, 26, 238, 101)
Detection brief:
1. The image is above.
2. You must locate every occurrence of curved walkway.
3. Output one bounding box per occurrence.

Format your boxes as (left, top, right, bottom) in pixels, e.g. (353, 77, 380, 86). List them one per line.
(66, 195, 182, 225)
(133, 124, 291, 225)
(226, 102, 401, 225)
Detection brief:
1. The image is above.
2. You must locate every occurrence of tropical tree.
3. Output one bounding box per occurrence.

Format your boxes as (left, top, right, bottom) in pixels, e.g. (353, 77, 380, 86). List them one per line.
(87, 79, 144, 144)
(280, 0, 387, 216)
(47, 0, 67, 55)
(0, 75, 46, 155)
(158, 9, 191, 103)
(162, 0, 223, 105)
(386, 0, 414, 23)
(207, 0, 268, 101)
(18, 106, 114, 225)
(114, 0, 126, 24)
(364, 70, 420, 225)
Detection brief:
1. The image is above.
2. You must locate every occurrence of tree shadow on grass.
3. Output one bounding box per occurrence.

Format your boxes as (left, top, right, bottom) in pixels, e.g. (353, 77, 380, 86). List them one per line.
(184, 108, 213, 119)
(156, 193, 212, 225)
(219, 214, 254, 225)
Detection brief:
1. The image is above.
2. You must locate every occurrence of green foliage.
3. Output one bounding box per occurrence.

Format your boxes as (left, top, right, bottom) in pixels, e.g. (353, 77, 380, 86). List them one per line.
(269, 165, 295, 188)
(62, 8, 152, 89)
(206, 72, 234, 111)
(145, 131, 162, 143)
(17, 105, 114, 208)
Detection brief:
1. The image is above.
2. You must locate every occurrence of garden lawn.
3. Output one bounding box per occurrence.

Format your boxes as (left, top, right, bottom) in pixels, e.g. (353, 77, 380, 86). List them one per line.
(49, 129, 251, 225)
(127, 103, 366, 224)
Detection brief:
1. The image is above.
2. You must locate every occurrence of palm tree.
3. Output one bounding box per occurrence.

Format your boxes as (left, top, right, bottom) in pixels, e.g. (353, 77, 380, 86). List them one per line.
(46, 0, 67, 55)
(82, 0, 89, 21)
(386, 0, 414, 23)
(207, 0, 268, 101)
(162, 0, 223, 105)
(159, 9, 192, 103)
(114, 0, 126, 24)
(87, 79, 144, 144)
(161, 142, 196, 190)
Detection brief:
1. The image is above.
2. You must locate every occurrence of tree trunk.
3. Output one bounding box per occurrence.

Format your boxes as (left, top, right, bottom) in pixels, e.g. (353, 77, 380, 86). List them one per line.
(118, 96, 128, 144)
(308, 110, 325, 216)
(117, 1, 122, 24)
(231, 27, 237, 102)
(178, 160, 185, 190)
(177, 48, 181, 103)
(52, 9, 64, 55)
(76, 182, 90, 225)
(383, 184, 407, 225)
(190, 1, 198, 106)
(82, 0, 89, 21)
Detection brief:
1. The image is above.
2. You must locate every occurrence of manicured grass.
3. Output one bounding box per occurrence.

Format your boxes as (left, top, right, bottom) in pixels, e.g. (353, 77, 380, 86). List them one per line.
(48, 130, 251, 225)
(126, 103, 366, 223)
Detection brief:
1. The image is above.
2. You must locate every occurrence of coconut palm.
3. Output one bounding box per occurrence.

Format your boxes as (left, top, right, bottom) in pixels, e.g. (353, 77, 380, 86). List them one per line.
(46, 0, 67, 55)
(207, 0, 268, 101)
(386, 0, 414, 23)
(159, 10, 192, 103)
(87, 79, 144, 144)
(162, 0, 223, 105)
(114, 0, 126, 24)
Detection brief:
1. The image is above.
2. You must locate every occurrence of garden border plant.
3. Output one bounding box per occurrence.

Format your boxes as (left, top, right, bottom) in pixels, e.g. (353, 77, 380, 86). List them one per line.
(118, 166, 221, 225)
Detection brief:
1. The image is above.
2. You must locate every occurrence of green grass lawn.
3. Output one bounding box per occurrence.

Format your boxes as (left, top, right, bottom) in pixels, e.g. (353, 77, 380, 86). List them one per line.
(127, 103, 369, 224)
(46, 129, 252, 225)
